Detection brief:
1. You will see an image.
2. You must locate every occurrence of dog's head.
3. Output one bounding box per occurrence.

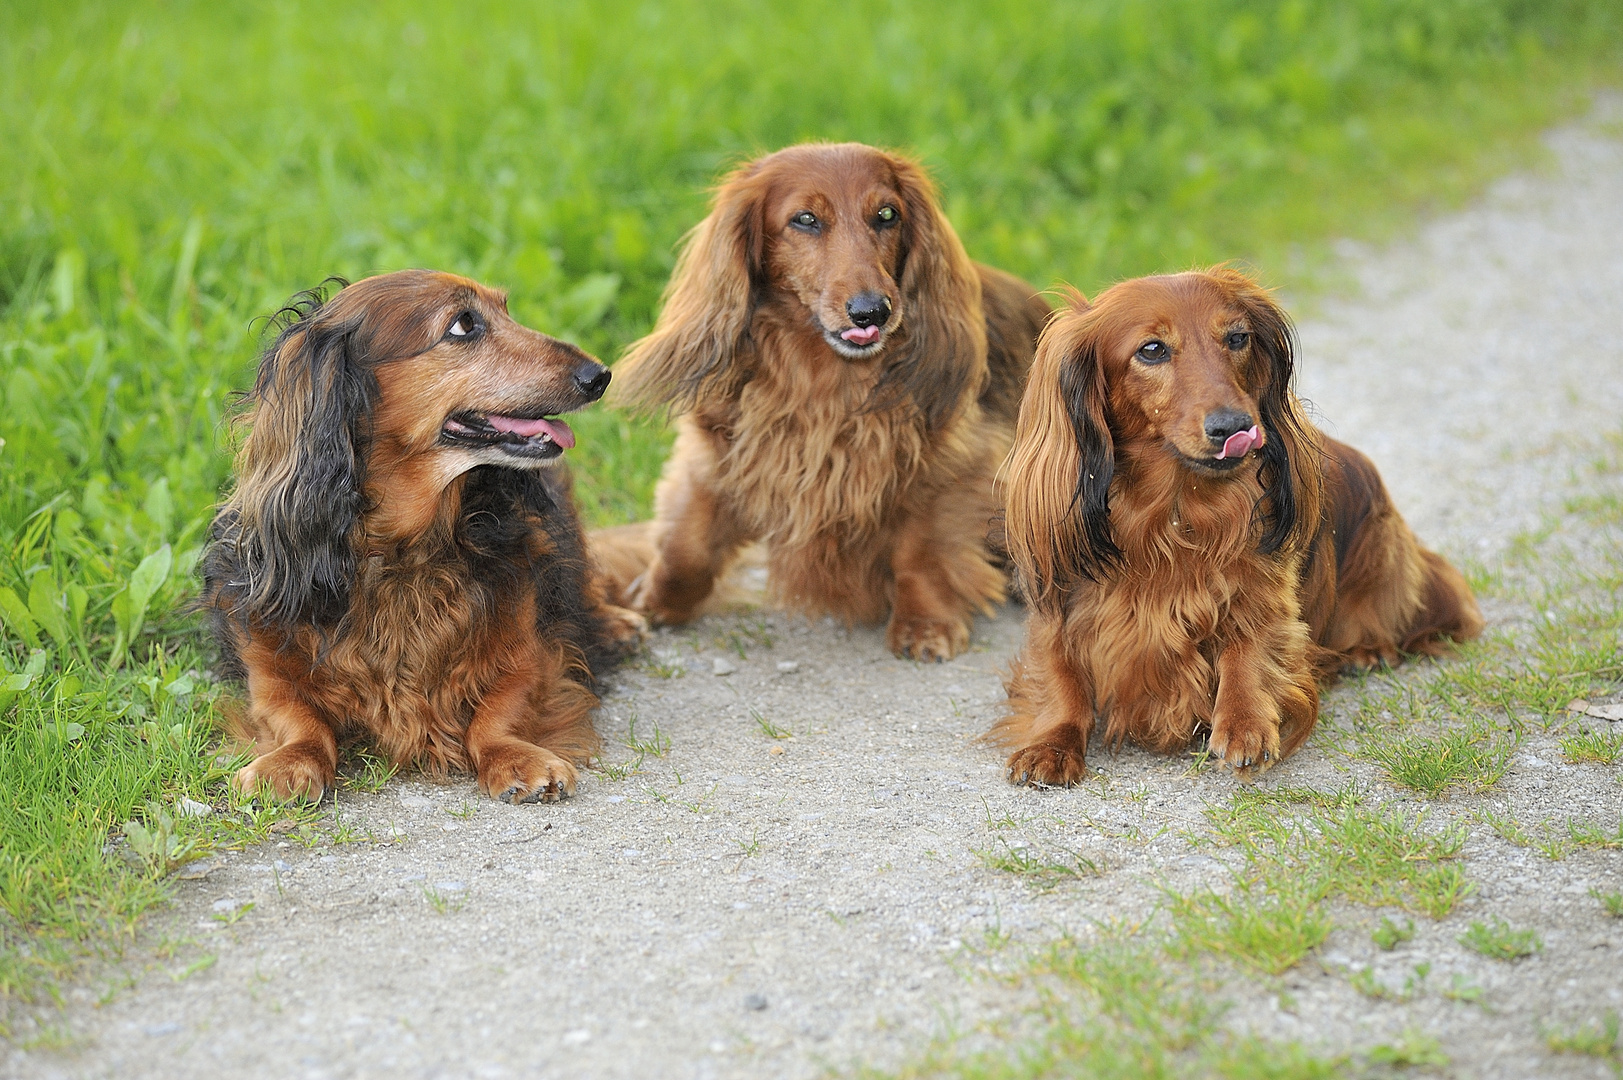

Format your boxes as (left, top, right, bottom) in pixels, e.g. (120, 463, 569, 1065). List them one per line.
(1002, 268, 1320, 607)
(223, 269, 608, 627)
(613, 142, 984, 429)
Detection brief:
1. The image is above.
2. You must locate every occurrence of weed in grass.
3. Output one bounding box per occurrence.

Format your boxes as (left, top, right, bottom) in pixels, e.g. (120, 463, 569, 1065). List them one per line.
(882, 932, 1346, 1079)
(1349, 961, 1430, 1002)
(713, 620, 774, 659)
(171, 953, 217, 982)
(1593, 888, 1623, 918)
(1167, 876, 1333, 975)
(1443, 973, 1486, 1006)
(1545, 1012, 1621, 1060)
(1560, 726, 1623, 765)
(422, 885, 466, 915)
(974, 838, 1099, 891)
(1361, 719, 1517, 795)
(1367, 1029, 1449, 1068)
(751, 708, 792, 740)
(211, 901, 253, 926)
(340, 750, 398, 794)
(624, 716, 671, 758)
(1460, 917, 1543, 961)
(1372, 916, 1416, 951)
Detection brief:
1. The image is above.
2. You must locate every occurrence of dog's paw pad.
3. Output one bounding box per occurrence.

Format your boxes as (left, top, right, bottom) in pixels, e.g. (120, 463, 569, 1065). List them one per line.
(1207, 718, 1281, 778)
(233, 748, 333, 803)
(482, 747, 577, 805)
(1004, 742, 1088, 787)
(887, 617, 969, 663)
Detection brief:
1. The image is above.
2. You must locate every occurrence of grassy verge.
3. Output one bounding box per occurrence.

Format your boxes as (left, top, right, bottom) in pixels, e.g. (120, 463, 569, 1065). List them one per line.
(2, 0, 1621, 1022)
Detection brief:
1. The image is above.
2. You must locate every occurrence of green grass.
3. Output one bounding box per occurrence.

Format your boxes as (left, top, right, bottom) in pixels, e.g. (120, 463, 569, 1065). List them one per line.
(3, 0, 1622, 1020)
(1545, 1012, 1621, 1062)
(1459, 917, 1543, 961)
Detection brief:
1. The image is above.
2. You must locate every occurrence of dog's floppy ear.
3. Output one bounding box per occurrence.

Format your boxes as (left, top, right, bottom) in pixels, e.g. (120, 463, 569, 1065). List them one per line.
(224, 282, 375, 629)
(868, 154, 987, 430)
(1211, 267, 1323, 556)
(1000, 297, 1118, 611)
(611, 163, 767, 414)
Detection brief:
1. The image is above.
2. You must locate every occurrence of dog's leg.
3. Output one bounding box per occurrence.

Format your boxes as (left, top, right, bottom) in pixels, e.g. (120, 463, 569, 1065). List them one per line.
(629, 420, 751, 624)
(993, 615, 1093, 785)
(466, 651, 597, 804)
(1208, 636, 1287, 776)
(885, 485, 1005, 662)
(233, 656, 339, 802)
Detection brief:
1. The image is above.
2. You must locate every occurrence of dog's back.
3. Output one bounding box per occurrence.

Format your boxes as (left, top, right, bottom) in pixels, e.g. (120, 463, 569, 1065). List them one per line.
(977, 263, 1052, 430)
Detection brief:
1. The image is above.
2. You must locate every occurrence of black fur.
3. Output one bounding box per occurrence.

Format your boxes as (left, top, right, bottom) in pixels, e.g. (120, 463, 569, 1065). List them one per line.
(1240, 290, 1317, 557)
(1060, 337, 1122, 581)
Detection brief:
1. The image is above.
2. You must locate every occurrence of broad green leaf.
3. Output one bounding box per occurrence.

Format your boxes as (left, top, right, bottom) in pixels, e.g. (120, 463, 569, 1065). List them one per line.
(0, 586, 41, 649)
(0, 672, 35, 715)
(28, 574, 69, 647)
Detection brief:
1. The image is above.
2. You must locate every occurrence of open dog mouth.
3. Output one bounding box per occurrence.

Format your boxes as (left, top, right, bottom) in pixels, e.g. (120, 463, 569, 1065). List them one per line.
(440, 411, 576, 461)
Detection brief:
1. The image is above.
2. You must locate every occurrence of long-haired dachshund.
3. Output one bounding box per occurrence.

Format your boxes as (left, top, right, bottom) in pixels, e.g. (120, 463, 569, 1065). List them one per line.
(991, 268, 1483, 782)
(599, 142, 1050, 660)
(204, 270, 643, 804)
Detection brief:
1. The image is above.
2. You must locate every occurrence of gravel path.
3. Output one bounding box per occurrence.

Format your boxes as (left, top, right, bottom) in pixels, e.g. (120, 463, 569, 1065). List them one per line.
(11, 102, 1623, 1080)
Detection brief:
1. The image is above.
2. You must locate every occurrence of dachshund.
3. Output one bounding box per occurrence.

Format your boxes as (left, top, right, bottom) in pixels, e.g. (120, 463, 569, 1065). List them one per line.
(990, 268, 1483, 783)
(203, 270, 644, 804)
(599, 142, 1051, 660)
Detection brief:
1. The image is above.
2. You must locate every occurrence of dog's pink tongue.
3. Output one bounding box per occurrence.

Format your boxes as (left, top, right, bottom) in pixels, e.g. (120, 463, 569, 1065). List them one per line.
(486, 415, 575, 449)
(841, 326, 881, 345)
(1218, 425, 1261, 460)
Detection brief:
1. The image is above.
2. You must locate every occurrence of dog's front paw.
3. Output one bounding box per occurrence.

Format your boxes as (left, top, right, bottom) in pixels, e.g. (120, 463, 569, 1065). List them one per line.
(1342, 643, 1400, 672)
(886, 614, 969, 662)
(601, 603, 649, 645)
(1005, 739, 1089, 787)
(478, 743, 578, 804)
(234, 744, 333, 803)
(1207, 713, 1281, 778)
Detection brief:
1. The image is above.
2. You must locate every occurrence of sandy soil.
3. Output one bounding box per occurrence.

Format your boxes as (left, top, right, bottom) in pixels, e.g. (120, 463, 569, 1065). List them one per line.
(9, 101, 1622, 1080)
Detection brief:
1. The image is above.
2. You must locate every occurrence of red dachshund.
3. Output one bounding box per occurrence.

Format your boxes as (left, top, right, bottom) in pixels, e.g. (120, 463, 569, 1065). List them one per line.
(204, 271, 642, 804)
(598, 142, 1050, 660)
(991, 268, 1483, 782)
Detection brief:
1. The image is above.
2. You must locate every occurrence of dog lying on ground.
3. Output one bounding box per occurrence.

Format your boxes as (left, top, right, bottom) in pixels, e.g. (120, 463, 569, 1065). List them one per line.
(204, 270, 643, 804)
(597, 142, 1051, 661)
(990, 267, 1483, 782)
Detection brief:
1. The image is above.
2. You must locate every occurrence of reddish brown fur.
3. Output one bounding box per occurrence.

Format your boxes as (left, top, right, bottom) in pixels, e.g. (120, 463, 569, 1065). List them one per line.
(990, 269, 1483, 782)
(205, 271, 642, 803)
(597, 143, 1051, 660)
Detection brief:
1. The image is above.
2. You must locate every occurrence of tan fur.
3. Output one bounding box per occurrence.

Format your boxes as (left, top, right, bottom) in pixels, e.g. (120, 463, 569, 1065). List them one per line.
(990, 269, 1483, 783)
(597, 142, 1050, 660)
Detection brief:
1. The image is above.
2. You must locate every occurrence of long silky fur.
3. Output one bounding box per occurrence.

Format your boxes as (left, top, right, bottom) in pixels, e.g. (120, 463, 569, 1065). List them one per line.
(991, 267, 1481, 784)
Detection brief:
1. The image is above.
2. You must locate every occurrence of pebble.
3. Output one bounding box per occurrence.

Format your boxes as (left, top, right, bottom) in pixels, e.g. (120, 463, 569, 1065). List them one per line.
(776, 660, 800, 673)
(744, 994, 768, 1011)
(712, 657, 737, 676)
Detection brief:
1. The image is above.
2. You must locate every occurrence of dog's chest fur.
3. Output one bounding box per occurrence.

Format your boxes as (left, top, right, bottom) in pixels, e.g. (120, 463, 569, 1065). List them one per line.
(1064, 465, 1305, 746)
(712, 329, 956, 546)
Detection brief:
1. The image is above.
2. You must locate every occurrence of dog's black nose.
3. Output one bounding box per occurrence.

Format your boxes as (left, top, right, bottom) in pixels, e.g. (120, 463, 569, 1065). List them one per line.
(846, 292, 892, 329)
(1203, 409, 1254, 443)
(574, 362, 611, 401)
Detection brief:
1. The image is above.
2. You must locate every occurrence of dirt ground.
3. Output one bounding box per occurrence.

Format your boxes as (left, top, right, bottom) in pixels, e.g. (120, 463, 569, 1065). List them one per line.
(8, 102, 1622, 1080)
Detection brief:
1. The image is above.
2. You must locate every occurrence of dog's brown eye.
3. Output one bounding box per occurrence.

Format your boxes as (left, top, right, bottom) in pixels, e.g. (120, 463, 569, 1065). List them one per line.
(1226, 331, 1250, 351)
(1135, 340, 1171, 365)
(874, 205, 897, 225)
(448, 312, 478, 338)
(791, 211, 819, 230)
